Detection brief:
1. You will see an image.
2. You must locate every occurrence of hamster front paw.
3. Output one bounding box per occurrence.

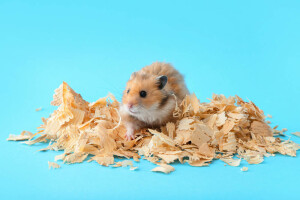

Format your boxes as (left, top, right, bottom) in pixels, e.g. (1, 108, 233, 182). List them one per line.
(125, 129, 135, 140)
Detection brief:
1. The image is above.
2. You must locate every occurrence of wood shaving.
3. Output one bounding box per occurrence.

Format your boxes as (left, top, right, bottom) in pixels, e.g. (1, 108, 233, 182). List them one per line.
(121, 160, 133, 167)
(35, 107, 42, 112)
(48, 161, 61, 169)
(112, 160, 138, 170)
(7, 131, 33, 141)
(266, 114, 272, 118)
(130, 166, 138, 170)
(151, 164, 175, 174)
(250, 121, 273, 137)
(8, 82, 300, 173)
(292, 132, 300, 137)
(54, 153, 66, 161)
(246, 154, 264, 164)
(220, 157, 241, 167)
(241, 167, 248, 172)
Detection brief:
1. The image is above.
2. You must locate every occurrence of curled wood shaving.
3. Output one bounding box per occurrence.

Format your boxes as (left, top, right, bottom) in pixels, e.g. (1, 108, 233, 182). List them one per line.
(8, 82, 300, 173)
(246, 155, 264, 164)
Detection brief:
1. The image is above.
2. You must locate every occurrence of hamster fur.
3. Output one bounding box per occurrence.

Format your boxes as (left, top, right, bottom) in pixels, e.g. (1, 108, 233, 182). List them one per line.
(119, 62, 189, 140)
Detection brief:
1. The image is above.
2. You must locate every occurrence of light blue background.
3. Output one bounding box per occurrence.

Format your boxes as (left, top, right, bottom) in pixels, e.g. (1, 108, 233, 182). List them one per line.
(1, 0, 299, 199)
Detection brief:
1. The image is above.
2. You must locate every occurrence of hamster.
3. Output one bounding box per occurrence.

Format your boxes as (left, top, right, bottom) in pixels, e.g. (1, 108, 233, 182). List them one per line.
(119, 62, 189, 140)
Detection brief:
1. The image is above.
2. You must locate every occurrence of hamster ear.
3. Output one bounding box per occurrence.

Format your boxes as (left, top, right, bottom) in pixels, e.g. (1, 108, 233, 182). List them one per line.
(130, 72, 137, 80)
(156, 75, 168, 89)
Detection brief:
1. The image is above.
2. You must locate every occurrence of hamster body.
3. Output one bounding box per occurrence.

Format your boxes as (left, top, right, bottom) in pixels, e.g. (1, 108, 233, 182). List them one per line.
(120, 62, 189, 140)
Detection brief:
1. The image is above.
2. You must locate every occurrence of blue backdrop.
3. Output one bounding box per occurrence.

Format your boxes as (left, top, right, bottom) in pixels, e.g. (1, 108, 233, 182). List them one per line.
(1, 0, 299, 199)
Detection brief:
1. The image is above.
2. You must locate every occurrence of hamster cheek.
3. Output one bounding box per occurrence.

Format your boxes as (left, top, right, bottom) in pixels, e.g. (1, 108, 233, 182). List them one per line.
(149, 102, 159, 111)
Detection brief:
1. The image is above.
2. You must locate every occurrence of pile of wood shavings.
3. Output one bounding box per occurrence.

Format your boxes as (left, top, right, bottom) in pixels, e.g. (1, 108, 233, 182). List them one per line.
(7, 82, 299, 173)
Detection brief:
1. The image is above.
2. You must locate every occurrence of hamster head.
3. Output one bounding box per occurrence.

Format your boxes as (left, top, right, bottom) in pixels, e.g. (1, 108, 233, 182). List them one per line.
(121, 72, 169, 124)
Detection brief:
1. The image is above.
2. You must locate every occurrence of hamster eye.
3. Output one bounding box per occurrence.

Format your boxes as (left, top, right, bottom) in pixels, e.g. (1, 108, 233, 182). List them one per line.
(140, 90, 147, 98)
(127, 89, 130, 94)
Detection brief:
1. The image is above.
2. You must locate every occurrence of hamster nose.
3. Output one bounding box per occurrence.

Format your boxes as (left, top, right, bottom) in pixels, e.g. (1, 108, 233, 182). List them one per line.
(128, 103, 133, 109)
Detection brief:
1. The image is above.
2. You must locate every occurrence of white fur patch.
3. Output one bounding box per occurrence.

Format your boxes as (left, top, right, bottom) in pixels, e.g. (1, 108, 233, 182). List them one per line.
(121, 99, 175, 125)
